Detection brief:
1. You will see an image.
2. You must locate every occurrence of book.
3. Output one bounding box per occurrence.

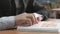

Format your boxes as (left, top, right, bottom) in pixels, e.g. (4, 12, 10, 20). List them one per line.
(17, 21, 60, 32)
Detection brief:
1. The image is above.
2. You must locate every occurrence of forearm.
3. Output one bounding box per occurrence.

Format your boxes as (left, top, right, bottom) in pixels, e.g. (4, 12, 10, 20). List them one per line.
(0, 16, 15, 30)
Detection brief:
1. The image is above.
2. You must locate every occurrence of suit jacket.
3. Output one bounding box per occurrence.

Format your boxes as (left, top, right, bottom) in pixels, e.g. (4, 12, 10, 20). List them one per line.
(0, 0, 49, 20)
(0, 0, 16, 17)
(16, 0, 50, 20)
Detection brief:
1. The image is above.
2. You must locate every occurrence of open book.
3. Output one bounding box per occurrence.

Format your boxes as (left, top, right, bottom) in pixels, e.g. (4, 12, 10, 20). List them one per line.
(17, 21, 60, 32)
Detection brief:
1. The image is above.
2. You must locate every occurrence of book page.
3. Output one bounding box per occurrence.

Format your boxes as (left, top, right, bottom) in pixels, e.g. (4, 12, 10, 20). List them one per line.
(17, 20, 60, 28)
(17, 21, 60, 32)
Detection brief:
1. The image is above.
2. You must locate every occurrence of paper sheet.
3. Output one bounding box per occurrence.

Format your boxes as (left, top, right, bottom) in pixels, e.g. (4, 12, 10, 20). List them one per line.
(17, 21, 60, 32)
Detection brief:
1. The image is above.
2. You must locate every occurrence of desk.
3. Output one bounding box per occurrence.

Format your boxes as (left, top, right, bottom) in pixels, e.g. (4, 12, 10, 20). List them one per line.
(0, 19, 59, 34)
(0, 30, 58, 34)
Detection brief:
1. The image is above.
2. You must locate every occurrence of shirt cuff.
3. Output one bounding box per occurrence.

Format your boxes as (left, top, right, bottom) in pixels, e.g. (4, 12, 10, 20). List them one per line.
(0, 16, 15, 29)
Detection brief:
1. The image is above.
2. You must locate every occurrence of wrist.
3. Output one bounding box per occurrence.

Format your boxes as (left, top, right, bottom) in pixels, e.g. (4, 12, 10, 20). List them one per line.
(14, 16, 21, 26)
(14, 16, 18, 26)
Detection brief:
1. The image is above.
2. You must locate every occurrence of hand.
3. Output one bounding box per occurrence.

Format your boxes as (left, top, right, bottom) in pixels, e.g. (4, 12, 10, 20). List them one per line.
(14, 13, 38, 26)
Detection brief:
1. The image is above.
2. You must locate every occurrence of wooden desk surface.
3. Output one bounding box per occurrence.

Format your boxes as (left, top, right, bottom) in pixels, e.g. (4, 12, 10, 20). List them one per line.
(0, 19, 59, 34)
(0, 30, 58, 34)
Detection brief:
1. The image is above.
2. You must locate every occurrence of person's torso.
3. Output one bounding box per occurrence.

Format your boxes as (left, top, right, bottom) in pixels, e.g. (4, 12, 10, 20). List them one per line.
(0, 0, 16, 17)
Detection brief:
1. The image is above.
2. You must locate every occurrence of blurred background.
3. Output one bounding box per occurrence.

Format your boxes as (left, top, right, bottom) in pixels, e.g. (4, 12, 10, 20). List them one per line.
(36, 0, 60, 9)
(36, 0, 60, 19)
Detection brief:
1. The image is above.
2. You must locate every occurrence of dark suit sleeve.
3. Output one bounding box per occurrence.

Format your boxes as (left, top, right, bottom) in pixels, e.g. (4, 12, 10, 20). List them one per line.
(34, 1, 50, 20)
(26, 4, 50, 20)
(24, 0, 50, 20)
(34, 5, 50, 21)
(35, 3, 50, 20)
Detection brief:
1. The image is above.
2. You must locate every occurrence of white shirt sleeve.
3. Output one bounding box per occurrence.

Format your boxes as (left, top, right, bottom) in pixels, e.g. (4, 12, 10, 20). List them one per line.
(0, 16, 15, 30)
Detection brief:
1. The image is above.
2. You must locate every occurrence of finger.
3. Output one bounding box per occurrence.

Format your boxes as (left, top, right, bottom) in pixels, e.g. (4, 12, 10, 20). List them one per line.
(31, 14, 37, 24)
(35, 17, 40, 23)
(30, 14, 38, 24)
(32, 13, 39, 24)
(25, 18, 32, 26)
(27, 14, 36, 24)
